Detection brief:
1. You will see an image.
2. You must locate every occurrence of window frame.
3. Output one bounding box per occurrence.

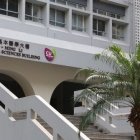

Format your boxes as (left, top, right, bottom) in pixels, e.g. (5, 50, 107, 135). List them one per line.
(112, 23, 124, 40)
(93, 18, 106, 36)
(72, 13, 86, 32)
(25, 2, 43, 23)
(0, 0, 19, 18)
(49, 8, 66, 28)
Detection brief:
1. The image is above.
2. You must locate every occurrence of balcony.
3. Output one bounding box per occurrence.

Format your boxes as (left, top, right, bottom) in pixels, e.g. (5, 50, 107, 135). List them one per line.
(50, 0, 87, 10)
(93, 9, 121, 19)
(93, 0, 125, 20)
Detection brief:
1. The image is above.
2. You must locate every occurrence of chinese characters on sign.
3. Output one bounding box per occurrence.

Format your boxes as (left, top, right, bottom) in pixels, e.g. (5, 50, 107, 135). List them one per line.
(0, 39, 40, 60)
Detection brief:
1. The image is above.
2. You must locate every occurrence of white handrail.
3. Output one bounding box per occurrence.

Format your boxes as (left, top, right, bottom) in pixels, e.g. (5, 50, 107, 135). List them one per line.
(85, 95, 130, 117)
(0, 83, 90, 140)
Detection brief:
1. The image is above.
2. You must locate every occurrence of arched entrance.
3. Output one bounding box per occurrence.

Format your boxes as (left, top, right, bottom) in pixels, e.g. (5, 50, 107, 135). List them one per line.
(50, 81, 87, 115)
(0, 73, 25, 98)
(0, 73, 26, 108)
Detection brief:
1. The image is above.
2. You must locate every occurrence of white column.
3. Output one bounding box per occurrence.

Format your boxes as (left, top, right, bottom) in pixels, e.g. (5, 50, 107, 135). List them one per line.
(88, 14, 93, 36)
(46, 2, 50, 28)
(88, 0, 93, 12)
(108, 19, 112, 42)
(68, 9, 72, 33)
(19, 0, 25, 22)
(89, 0, 93, 45)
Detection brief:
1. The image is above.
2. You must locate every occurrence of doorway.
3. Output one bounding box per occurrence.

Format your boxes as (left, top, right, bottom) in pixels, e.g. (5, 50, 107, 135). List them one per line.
(50, 81, 86, 115)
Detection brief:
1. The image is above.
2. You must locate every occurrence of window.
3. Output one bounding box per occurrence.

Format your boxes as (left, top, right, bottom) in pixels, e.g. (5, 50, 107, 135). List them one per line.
(112, 23, 124, 40)
(25, 2, 43, 23)
(0, 0, 19, 18)
(72, 13, 86, 32)
(50, 8, 65, 27)
(93, 19, 106, 36)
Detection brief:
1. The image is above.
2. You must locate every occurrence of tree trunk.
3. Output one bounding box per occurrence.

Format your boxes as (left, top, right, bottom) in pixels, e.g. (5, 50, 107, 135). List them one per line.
(128, 107, 140, 140)
(136, 129, 140, 140)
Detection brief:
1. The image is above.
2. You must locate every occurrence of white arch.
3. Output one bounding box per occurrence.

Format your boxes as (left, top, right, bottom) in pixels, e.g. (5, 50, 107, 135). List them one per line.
(0, 70, 34, 96)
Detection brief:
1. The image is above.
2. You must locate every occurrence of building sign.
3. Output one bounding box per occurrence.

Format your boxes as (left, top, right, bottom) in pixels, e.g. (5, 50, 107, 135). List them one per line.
(44, 48, 56, 62)
(0, 38, 40, 60)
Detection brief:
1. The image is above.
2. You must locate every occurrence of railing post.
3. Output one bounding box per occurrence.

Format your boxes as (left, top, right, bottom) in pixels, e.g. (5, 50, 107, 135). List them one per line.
(5, 107, 12, 118)
(27, 109, 37, 120)
(53, 130, 58, 140)
(53, 130, 62, 140)
(109, 116, 112, 124)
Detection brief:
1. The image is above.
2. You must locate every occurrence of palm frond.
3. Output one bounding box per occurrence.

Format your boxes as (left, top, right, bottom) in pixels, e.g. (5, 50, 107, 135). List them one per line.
(135, 43, 140, 61)
(74, 88, 95, 106)
(78, 93, 125, 130)
(74, 68, 96, 80)
(108, 45, 132, 76)
(95, 51, 121, 73)
(85, 74, 112, 84)
(79, 109, 94, 130)
(74, 44, 140, 137)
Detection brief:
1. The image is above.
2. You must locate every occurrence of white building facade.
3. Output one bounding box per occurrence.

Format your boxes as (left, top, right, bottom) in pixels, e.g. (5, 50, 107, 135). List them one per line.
(134, 0, 140, 44)
(0, 0, 137, 115)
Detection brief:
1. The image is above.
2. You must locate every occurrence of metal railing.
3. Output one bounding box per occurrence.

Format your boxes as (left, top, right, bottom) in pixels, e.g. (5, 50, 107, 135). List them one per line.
(112, 34, 124, 41)
(80, 93, 131, 118)
(74, 90, 133, 134)
(93, 9, 122, 19)
(72, 25, 86, 32)
(49, 20, 66, 27)
(50, 0, 87, 10)
(25, 14, 43, 23)
(93, 30, 106, 37)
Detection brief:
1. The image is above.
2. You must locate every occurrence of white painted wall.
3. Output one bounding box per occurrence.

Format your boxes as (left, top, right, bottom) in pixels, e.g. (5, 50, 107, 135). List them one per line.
(0, 0, 133, 50)
(0, 56, 77, 102)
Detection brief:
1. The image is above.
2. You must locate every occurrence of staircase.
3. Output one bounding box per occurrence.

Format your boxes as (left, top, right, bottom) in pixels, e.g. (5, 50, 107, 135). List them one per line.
(13, 113, 134, 140)
(0, 83, 134, 140)
(0, 83, 90, 140)
(63, 115, 134, 140)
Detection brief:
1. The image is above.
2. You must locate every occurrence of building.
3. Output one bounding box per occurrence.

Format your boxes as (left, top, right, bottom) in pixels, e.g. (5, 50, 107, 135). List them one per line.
(0, 0, 137, 139)
(134, 0, 140, 44)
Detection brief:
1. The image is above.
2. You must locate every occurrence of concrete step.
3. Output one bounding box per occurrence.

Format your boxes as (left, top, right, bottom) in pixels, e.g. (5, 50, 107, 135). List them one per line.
(63, 115, 133, 140)
(12, 113, 133, 140)
(90, 137, 118, 140)
(89, 133, 133, 140)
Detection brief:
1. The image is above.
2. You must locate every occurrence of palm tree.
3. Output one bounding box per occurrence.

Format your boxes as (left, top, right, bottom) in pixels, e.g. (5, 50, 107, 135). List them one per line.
(74, 44, 140, 140)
